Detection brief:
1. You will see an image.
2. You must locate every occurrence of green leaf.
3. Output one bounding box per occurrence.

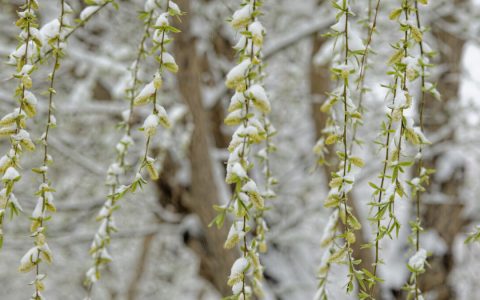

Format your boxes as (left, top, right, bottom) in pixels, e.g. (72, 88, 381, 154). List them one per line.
(328, 247, 347, 263)
(389, 8, 403, 20)
(388, 49, 404, 65)
(324, 195, 340, 208)
(163, 62, 178, 73)
(348, 214, 362, 231)
(350, 156, 365, 168)
(208, 213, 225, 229)
(411, 25, 423, 43)
(325, 134, 338, 145)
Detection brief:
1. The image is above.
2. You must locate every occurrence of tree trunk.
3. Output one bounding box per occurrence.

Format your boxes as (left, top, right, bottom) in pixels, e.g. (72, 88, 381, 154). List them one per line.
(170, 0, 238, 296)
(126, 234, 155, 300)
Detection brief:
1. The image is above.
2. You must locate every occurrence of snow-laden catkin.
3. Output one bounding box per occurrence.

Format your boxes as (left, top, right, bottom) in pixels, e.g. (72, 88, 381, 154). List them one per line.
(30, 0, 110, 65)
(79, 0, 113, 22)
(248, 15, 277, 299)
(0, 0, 41, 251)
(367, 0, 432, 296)
(21, 1, 71, 298)
(84, 0, 182, 296)
(314, 0, 368, 297)
(403, 1, 436, 299)
(466, 225, 480, 244)
(347, 0, 382, 155)
(213, 0, 274, 298)
(254, 112, 276, 262)
(314, 210, 339, 300)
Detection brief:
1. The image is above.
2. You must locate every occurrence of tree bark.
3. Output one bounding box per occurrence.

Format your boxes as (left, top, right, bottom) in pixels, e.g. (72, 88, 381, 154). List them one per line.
(126, 234, 155, 300)
(170, 0, 238, 296)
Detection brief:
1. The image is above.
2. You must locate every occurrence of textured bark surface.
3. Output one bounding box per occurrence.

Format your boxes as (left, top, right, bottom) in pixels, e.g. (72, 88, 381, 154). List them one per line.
(126, 234, 155, 300)
(170, 0, 238, 296)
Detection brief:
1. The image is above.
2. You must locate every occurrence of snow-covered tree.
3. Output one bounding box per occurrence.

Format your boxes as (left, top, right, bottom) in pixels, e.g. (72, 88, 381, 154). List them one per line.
(0, 0, 479, 299)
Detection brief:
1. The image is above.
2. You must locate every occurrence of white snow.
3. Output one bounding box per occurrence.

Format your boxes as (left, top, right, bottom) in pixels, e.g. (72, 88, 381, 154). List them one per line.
(20, 64, 33, 75)
(242, 180, 259, 193)
(19, 247, 39, 272)
(238, 192, 249, 203)
(32, 198, 44, 218)
(134, 81, 156, 105)
(108, 163, 122, 175)
(40, 19, 60, 40)
(0, 156, 10, 170)
(85, 267, 98, 283)
(229, 92, 246, 112)
(224, 109, 244, 125)
(9, 193, 23, 211)
(247, 84, 271, 113)
(100, 248, 113, 261)
(11, 41, 35, 60)
(249, 21, 265, 45)
(120, 135, 134, 146)
(384, 183, 396, 203)
(233, 35, 247, 51)
(230, 163, 247, 179)
(408, 248, 427, 271)
(63, 2, 74, 14)
(143, 114, 159, 136)
(349, 32, 364, 51)
(414, 127, 430, 144)
(3, 167, 20, 181)
(226, 221, 245, 242)
(144, 0, 157, 12)
(156, 105, 171, 128)
(331, 14, 346, 32)
(97, 205, 110, 220)
(231, 4, 252, 29)
(341, 173, 355, 194)
(162, 52, 177, 66)
(80, 6, 99, 21)
(320, 209, 338, 247)
(12, 129, 30, 141)
(169, 2, 181, 15)
(335, 63, 352, 73)
(155, 13, 169, 27)
(24, 91, 37, 106)
(230, 257, 249, 276)
(435, 150, 465, 182)
(232, 282, 243, 295)
(226, 59, 251, 88)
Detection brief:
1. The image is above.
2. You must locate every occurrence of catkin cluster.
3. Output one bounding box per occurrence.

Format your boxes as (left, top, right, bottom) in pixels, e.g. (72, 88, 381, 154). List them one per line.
(212, 1, 276, 299)
(85, 0, 182, 296)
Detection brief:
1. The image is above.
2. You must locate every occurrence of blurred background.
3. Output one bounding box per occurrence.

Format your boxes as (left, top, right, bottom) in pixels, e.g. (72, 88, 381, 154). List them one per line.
(0, 0, 480, 299)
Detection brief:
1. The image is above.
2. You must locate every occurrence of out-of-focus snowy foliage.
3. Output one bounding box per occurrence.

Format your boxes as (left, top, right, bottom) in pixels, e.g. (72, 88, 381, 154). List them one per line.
(0, 0, 479, 299)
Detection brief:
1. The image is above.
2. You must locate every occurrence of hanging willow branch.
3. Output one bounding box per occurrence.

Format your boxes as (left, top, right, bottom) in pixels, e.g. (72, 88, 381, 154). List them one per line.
(367, 0, 432, 296)
(0, 0, 41, 251)
(211, 0, 276, 298)
(314, 0, 368, 298)
(403, 0, 436, 298)
(84, 0, 182, 297)
(19, 1, 71, 298)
